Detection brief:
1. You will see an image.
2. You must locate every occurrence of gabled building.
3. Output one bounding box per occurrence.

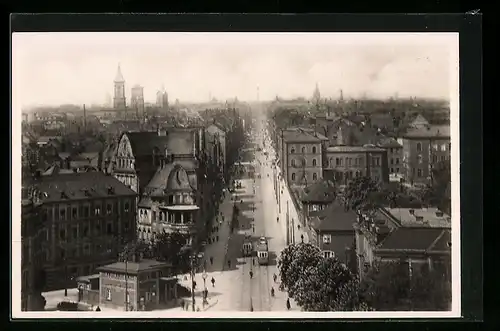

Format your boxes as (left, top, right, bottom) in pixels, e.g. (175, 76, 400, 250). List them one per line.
(354, 207, 451, 279)
(299, 179, 337, 219)
(308, 199, 358, 265)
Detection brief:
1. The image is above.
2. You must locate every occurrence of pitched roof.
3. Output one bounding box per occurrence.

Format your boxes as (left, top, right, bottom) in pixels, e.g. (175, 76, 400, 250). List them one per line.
(29, 172, 136, 203)
(377, 137, 402, 148)
(282, 128, 328, 143)
(384, 207, 451, 228)
(326, 145, 386, 153)
(310, 199, 357, 232)
(377, 227, 450, 252)
(402, 125, 450, 139)
(143, 160, 198, 197)
(371, 113, 394, 129)
(97, 259, 171, 275)
(301, 179, 336, 203)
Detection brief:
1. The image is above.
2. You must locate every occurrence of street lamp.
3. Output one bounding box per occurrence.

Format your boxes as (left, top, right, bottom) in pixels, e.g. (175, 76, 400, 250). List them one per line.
(189, 252, 204, 312)
(202, 270, 208, 305)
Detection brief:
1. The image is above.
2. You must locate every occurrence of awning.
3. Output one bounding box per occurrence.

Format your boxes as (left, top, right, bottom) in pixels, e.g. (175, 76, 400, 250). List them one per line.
(164, 205, 200, 211)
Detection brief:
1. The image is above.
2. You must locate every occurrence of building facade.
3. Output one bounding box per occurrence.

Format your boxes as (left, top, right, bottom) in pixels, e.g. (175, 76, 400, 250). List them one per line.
(205, 123, 226, 176)
(131, 85, 145, 117)
(26, 172, 137, 291)
(97, 258, 173, 311)
(399, 125, 451, 184)
(21, 195, 47, 311)
(377, 137, 403, 175)
(278, 128, 328, 186)
(324, 145, 389, 185)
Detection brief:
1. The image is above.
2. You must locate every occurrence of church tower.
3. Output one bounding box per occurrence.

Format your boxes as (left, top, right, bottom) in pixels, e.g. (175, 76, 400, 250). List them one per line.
(113, 64, 126, 109)
(312, 82, 321, 104)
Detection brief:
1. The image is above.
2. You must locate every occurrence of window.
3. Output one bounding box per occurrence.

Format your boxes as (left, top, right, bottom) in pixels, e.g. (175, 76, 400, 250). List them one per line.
(312, 146, 317, 154)
(291, 173, 296, 181)
(313, 173, 318, 180)
(83, 244, 90, 256)
(301, 146, 306, 154)
(290, 147, 295, 154)
(107, 203, 112, 215)
(441, 144, 446, 151)
(72, 207, 78, 219)
(83, 205, 90, 218)
(440, 155, 446, 162)
(60, 208, 66, 220)
(152, 211, 157, 221)
(390, 168, 394, 173)
(390, 158, 394, 165)
(359, 157, 364, 166)
(94, 206, 101, 216)
(60, 248, 66, 259)
(416, 142, 422, 152)
(322, 234, 331, 244)
(336, 158, 342, 166)
(291, 159, 296, 167)
(72, 227, 78, 239)
(395, 158, 400, 165)
(347, 158, 352, 166)
(417, 169, 422, 177)
(323, 251, 335, 259)
(106, 223, 112, 235)
(124, 202, 130, 212)
(312, 159, 317, 166)
(106, 289, 112, 301)
(396, 168, 400, 173)
(330, 158, 334, 167)
(59, 229, 66, 241)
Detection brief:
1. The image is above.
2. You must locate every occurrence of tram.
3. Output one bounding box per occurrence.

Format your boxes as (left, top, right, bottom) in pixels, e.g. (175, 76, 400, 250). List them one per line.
(242, 235, 253, 257)
(256, 237, 269, 265)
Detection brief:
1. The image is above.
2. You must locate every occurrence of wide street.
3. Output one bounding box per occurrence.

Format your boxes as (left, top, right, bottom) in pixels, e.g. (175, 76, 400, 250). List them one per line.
(177, 108, 298, 312)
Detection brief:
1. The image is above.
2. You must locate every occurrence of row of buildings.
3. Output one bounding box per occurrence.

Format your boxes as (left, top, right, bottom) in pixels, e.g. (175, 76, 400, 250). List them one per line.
(21, 118, 233, 310)
(276, 113, 451, 187)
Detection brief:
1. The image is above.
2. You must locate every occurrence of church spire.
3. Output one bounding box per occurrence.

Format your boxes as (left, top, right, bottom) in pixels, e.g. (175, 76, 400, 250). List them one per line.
(114, 63, 125, 82)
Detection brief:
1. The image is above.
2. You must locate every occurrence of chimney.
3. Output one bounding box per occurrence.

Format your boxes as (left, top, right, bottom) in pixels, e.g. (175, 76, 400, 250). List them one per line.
(409, 209, 415, 215)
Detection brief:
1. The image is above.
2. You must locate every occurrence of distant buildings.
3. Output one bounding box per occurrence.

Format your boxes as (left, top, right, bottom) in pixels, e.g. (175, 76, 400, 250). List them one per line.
(24, 172, 137, 291)
(113, 64, 126, 110)
(156, 86, 169, 110)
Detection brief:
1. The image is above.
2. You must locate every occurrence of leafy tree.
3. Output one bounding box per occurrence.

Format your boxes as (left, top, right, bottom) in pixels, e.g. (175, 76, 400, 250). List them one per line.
(344, 176, 380, 213)
(331, 278, 373, 311)
(360, 260, 452, 311)
(277, 243, 323, 298)
(293, 257, 356, 311)
(154, 231, 190, 263)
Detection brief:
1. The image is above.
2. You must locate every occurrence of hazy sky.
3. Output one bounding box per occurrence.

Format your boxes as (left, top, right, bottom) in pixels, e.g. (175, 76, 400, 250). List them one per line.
(12, 32, 458, 111)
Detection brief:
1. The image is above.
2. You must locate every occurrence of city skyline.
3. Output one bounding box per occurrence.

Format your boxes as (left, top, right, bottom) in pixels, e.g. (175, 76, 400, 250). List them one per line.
(13, 32, 458, 112)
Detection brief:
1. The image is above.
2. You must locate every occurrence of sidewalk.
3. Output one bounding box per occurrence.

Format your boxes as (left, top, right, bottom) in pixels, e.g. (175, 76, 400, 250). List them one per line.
(201, 188, 235, 273)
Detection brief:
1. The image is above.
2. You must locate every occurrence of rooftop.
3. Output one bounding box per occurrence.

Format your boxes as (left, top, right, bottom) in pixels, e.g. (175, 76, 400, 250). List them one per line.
(402, 125, 450, 139)
(383, 207, 451, 228)
(300, 179, 336, 203)
(282, 128, 328, 143)
(377, 137, 402, 149)
(310, 199, 357, 232)
(377, 227, 451, 252)
(28, 172, 136, 203)
(326, 145, 386, 153)
(97, 259, 172, 275)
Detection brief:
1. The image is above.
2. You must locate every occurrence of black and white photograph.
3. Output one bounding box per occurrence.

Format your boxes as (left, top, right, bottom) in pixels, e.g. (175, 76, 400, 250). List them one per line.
(12, 32, 460, 318)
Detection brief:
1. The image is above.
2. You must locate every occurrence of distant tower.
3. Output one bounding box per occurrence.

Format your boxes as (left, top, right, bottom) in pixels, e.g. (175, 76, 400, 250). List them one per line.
(113, 64, 126, 109)
(131, 85, 145, 118)
(257, 86, 260, 102)
(312, 83, 321, 104)
(156, 85, 169, 110)
(339, 89, 344, 101)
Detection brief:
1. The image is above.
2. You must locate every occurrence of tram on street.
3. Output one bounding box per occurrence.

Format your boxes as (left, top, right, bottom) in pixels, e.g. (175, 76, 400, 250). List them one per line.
(242, 235, 253, 257)
(256, 237, 269, 265)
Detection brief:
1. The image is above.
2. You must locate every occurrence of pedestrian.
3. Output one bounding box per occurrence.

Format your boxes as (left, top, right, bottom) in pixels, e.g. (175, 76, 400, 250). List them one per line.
(301, 234, 304, 243)
(286, 298, 291, 310)
(273, 273, 277, 283)
(193, 281, 197, 289)
(249, 270, 253, 278)
(210, 256, 214, 265)
(252, 258, 255, 266)
(228, 259, 231, 268)
(96, 306, 101, 311)
(180, 300, 185, 310)
(211, 277, 215, 287)
(216, 235, 219, 242)
(208, 238, 211, 244)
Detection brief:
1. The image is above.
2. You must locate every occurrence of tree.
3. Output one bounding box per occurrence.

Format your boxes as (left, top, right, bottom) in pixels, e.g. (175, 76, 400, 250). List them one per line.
(344, 176, 380, 213)
(359, 260, 452, 311)
(277, 243, 323, 298)
(293, 257, 357, 311)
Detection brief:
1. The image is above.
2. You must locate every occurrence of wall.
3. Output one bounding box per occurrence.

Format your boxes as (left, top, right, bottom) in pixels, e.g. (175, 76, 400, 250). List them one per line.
(100, 273, 138, 310)
(285, 142, 323, 185)
(319, 231, 355, 264)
